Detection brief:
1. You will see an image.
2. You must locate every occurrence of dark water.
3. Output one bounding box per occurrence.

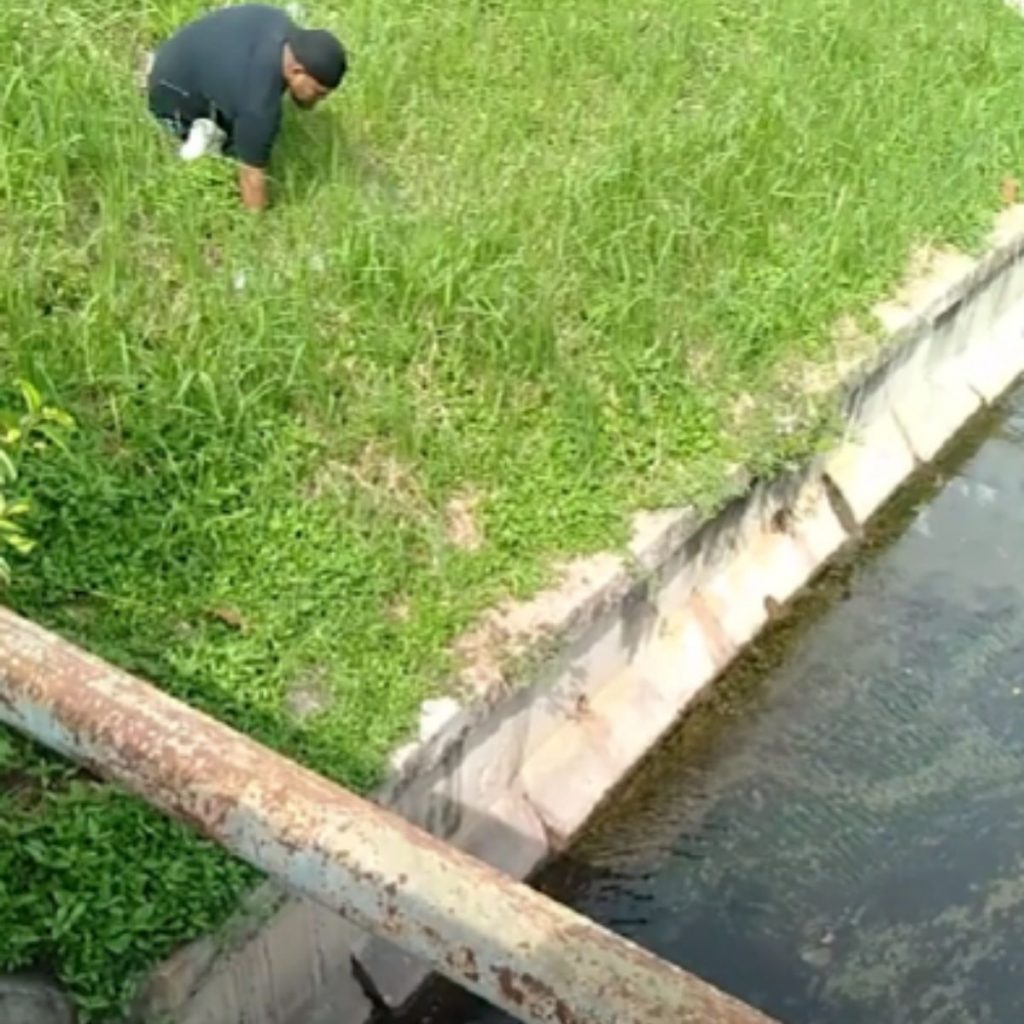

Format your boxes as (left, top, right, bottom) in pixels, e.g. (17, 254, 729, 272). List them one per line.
(411, 384, 1024, 1024)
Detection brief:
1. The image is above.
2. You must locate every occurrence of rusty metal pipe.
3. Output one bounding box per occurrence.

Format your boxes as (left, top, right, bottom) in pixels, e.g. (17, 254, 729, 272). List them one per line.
(0, 607, 776, 1024)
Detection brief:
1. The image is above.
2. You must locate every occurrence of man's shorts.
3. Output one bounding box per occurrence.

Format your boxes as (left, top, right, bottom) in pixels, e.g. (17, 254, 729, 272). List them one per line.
(147, 76, 195, 133)
(147, 78, 232, 158)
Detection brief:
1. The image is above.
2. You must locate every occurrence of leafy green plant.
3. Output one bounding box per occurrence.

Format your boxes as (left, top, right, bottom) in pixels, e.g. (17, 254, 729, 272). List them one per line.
(0, 728, 254, 1020)
(0, 381, 73, 586)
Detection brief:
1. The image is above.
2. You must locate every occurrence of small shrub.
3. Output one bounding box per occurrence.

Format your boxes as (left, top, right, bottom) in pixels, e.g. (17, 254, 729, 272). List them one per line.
(0, 381, 73, 586)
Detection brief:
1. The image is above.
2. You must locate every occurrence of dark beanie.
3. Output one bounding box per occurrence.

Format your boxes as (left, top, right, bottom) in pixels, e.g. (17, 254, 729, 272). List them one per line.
(288, 27, 347, 89)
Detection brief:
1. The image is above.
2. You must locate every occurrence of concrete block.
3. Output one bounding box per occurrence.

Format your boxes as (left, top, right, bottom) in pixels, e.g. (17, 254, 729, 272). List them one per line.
(460, 788, 550, 877)
(135, 935, 219, 1021)
(872, 247, 976, 337)
(518, 478, 848, 896)
(984, 250, 1024, 324)
(699, 542, 773, 650)
(650, 599, 728, 704)
(133, 886, 286, 1022)
(871, 326, 980, 461)
(889, 373, 981, 463)
(161, 898, 366, 1024)
(587, 666, 693, 774)
(304, 968, 374, 1024)
(418, 698, 461, 743)
(520, 707, 629, 848)
(963, 313, 1024, 403)
(521, 660, 695, 848)
(0, 976, 75, 1024)
(521, 515, 778, 846)
(353, 788, 550, 1014)
(823, 411, 918, 525)
(350, 940, 422, 1015)
(791, 478, 851, 563)
(383, 700, 534, 846)
(627, 507, 700, 575)
(442, 709, 530, 825)
(515, 623, 643, 767)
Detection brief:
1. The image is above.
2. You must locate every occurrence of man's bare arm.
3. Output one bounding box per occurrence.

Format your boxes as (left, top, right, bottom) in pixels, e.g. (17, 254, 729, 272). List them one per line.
(239, 164, 268, 211)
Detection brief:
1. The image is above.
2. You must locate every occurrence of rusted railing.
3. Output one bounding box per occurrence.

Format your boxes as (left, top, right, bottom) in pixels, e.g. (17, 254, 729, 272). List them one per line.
(0, 607, 776, 1024)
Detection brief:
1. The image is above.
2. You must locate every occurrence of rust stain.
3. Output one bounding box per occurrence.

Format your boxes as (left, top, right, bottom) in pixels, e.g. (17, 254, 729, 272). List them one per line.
(446, 945, 480, 983)
(490, 965, 581, 1023)
(519, 972, 578, 1024)
(207, 605, 247, 632)
(493, 965, 525, 1006)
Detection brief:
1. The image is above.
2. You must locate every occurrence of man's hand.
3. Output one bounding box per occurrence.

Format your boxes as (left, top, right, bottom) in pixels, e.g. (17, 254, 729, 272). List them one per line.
(239, 164, 268, 211)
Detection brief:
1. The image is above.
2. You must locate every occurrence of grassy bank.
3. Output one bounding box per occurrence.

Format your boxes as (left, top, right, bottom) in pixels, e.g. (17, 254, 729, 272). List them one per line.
(3, 0, 1024, 1013)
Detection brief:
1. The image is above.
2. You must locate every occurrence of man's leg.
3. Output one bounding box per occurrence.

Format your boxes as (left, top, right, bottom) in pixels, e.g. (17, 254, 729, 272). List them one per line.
(147, 81, 225, 161)
(148, 77, 190, 138)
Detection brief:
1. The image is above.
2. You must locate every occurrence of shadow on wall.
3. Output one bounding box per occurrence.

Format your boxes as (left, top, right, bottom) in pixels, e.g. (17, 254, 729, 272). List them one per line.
(0, 975, 75, 1024)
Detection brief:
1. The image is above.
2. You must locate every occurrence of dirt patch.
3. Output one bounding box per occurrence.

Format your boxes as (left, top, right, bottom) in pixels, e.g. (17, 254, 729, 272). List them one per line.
(990, 201, 1024, 247)
(873, 244, 975, 335)
(728, 391, 758, 429)
(452, 547, 627, 696)
(205, 606, 248, 633)
(444, 489, 484, 552)
(285, 665, 333, 722)
(728, 313, 880, 436)
(303, 443, 431, 524)
(388, 598, 412, 623)
(789, 314, 879, 403)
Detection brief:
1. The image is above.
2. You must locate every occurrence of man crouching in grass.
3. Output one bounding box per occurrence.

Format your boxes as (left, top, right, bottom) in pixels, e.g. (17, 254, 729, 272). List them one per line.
(147, 4, 347, 211)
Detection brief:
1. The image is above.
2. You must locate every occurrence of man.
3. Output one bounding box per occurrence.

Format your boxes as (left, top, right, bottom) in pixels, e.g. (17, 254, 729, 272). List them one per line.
(147, 4, 347, 210)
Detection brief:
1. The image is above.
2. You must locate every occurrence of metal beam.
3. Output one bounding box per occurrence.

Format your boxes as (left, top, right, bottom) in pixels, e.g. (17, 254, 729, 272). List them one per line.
(0, 607, 776, 1024)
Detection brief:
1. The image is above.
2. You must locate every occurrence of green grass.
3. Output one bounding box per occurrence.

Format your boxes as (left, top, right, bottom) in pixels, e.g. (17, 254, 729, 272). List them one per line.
(3, 0, 1024, 1014)
(0, 732, 254, 1018)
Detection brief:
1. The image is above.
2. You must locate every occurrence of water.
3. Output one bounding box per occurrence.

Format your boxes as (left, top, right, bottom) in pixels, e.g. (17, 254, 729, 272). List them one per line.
(416, 384, 1024, 1024)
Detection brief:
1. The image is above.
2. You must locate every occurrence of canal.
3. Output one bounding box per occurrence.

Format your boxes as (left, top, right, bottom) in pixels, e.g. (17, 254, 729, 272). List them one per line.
(409, 382, 1024, 1024)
